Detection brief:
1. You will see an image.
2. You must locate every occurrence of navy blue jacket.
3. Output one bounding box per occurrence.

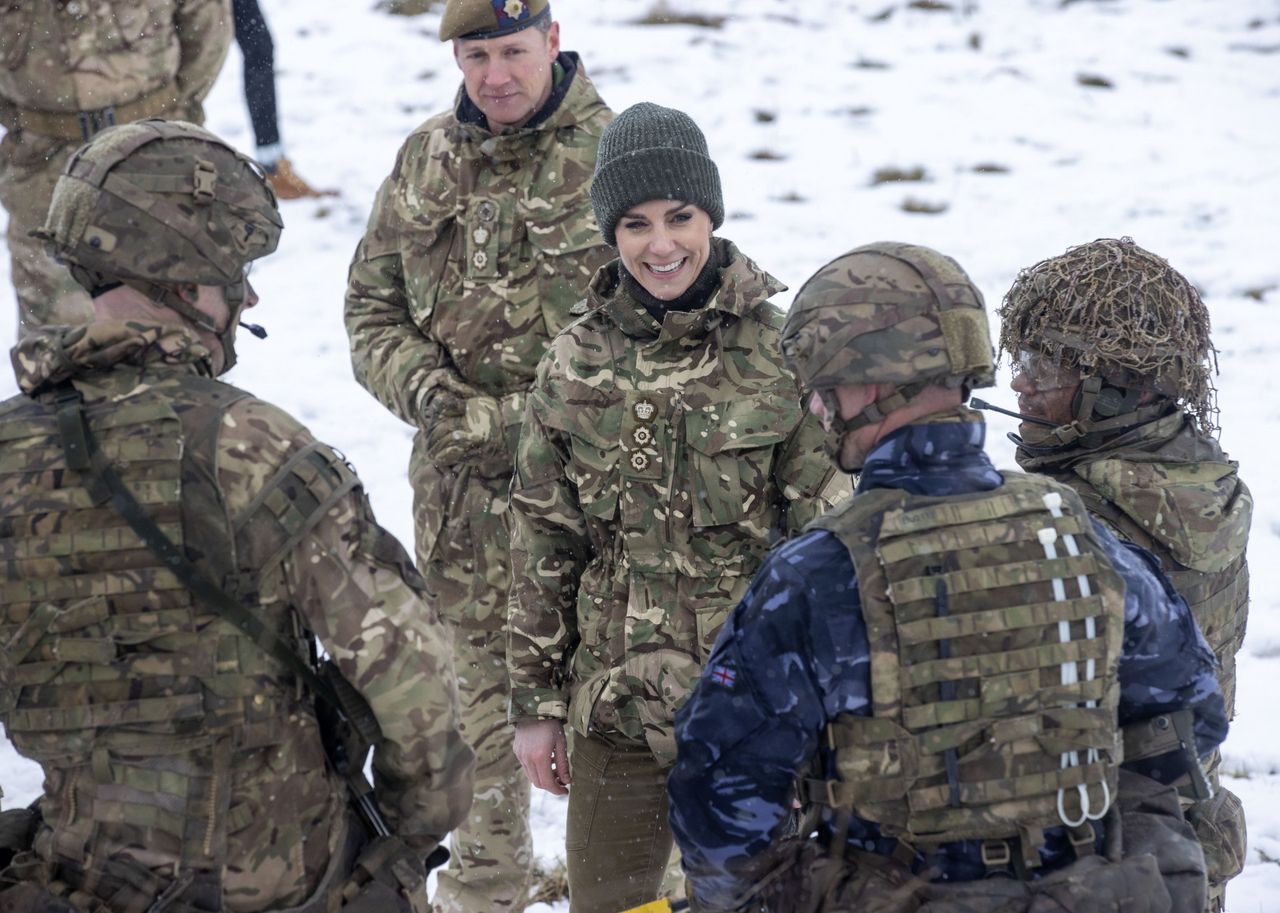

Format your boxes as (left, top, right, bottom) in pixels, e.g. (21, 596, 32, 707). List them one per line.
(668, 420, 1228, 912)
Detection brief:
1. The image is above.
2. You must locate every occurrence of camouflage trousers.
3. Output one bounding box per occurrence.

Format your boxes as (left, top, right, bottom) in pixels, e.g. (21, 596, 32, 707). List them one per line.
(411, 455, 532, 912)
(1184, 764, 1246, 913)
(0, 130, 93, 335)
(1198, 642, 1246, 911)
(430, 629, 533, 913)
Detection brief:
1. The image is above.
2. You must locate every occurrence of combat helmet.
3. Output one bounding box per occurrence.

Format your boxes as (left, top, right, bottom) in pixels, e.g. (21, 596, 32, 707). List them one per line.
(37, 119, 283, 372)
(781, 241, 994, 459)
(998, 237, 1217, 451)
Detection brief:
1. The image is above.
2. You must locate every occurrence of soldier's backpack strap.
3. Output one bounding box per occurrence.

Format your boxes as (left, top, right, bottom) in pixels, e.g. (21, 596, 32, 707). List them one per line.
(48, 384, 382, 749)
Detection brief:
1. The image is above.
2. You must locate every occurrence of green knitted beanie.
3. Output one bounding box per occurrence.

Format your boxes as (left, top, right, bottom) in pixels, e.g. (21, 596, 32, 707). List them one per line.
(590, 103, 724, 246)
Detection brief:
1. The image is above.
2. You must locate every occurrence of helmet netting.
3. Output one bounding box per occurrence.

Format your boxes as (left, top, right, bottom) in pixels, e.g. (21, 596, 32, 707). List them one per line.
(998, 237, 1217, 434)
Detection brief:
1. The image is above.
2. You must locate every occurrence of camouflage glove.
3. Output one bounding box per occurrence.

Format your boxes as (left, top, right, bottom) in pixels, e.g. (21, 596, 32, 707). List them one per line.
(421, 383, 505, 467)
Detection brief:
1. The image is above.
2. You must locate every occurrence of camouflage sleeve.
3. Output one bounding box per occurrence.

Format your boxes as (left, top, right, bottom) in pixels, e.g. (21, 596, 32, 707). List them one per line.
(285, 489, 476, 850)
(344, 147, 457, 428)
(220, 398, 475, 850)
(670, 531, 870, 912)
(1099, 522, 1229, 762)
(506, 380, 590, 722)
(772, 407, 848, 535)
(173, 0, 233, 108)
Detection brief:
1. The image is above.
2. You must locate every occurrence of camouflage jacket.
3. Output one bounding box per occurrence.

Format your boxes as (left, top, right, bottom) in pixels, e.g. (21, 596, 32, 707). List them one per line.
(344, 53, 613, 628)
(1015, 411, 1251, 717)
(0, 323, 474, 911)
(669, 418, 1228, 913)
(508, 241, 847, 764)
(344, 51, 612, 428)
(0, 0, 230, 121)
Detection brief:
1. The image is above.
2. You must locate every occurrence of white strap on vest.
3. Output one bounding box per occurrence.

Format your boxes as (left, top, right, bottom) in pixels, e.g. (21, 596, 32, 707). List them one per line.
(1039, 491, 1111, 827)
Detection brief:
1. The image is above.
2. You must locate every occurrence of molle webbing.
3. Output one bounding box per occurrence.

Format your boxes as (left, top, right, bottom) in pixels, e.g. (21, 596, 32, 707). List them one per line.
(0, 377, 372, 909)
(234, 441, 363, 576)
(44, 386, 378, 746)
(805, 475, 1125, 857)
(0, 383, 250, 898)
(1066, 479, 1249, 716)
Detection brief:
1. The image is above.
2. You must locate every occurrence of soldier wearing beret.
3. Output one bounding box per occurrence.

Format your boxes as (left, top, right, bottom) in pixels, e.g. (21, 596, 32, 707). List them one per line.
(344, 2, 614, 910)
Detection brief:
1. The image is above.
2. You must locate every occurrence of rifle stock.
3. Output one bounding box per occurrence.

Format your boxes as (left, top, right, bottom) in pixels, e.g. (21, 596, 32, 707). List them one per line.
(315, 660, 394, 839)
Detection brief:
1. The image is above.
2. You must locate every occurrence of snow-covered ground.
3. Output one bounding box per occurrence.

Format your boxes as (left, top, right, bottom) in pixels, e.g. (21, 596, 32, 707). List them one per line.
(2, 0, 1277, 909)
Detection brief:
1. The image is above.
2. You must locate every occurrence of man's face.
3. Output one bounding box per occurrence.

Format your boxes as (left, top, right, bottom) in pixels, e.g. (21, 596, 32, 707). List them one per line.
(453, 22, 560, 129)
(1009, 348, 1081, 429)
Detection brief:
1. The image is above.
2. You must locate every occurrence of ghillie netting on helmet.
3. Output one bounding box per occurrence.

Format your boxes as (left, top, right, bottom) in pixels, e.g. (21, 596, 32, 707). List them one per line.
(998, 237, 1219, 434)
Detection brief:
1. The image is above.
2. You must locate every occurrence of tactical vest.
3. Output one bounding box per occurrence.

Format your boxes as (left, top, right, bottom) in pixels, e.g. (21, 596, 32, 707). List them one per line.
(0, 374, 359, 910)
(1063, 476, 1248, 720)
(804, 474, 1126, 871)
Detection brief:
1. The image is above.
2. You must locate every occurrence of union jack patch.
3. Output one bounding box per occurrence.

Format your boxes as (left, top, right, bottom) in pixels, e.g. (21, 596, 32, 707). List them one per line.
(709, 664, 736, 687)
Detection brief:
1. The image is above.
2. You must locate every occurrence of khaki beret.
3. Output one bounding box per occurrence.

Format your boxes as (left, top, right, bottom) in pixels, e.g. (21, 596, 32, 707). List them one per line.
(439, 0, 551, 41)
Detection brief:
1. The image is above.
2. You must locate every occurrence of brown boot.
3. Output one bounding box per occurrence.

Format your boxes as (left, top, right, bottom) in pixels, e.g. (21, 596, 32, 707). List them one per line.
(265, 157, 338, 200)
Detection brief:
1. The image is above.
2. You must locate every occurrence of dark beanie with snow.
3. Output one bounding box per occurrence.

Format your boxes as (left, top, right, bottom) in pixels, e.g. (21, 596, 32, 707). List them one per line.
(590, 102, 724, 246)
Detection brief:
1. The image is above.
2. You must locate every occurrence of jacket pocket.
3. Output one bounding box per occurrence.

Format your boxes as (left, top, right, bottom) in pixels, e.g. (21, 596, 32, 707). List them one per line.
(687, 574, 744, 663)
(105, 0, 174, 56)
(684, 394, 799, 526)
(693, 601, 734, 663)
(0, 4, 32, 70)
(524, 204, 611, 336)
(398, 217, 459, 332)
(562, 403, 624, 521)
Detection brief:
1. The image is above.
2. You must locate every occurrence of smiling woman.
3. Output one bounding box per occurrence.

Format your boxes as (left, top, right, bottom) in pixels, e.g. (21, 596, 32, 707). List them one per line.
(587, 103, 730, 319)
(507, 102, 848, 913)
(614, 201, 714, 301)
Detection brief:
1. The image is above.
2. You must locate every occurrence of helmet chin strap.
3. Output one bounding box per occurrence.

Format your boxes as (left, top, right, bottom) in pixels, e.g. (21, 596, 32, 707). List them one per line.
(818, 381, 932, 472)
(120, 277, 266, 374)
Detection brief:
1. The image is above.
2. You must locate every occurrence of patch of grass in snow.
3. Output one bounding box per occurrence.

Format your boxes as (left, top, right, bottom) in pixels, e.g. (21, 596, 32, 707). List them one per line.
(528, 858, 569, 906)
(901, 196, 949, 214)
(1076, 72, 1116, 89)
(377, 0, 440, 16)
(633, 3, 726, 29)
(871, 165, 929, 185)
